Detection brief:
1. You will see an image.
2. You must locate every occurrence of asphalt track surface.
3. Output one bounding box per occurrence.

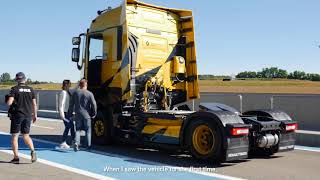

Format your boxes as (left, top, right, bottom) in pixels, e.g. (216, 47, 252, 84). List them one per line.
(0, 114, 319, 180)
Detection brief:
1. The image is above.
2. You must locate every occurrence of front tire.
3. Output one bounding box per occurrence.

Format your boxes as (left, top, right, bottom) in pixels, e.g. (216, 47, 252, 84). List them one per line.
(92, 106, 114, 145)
(186, 119, 223, 162)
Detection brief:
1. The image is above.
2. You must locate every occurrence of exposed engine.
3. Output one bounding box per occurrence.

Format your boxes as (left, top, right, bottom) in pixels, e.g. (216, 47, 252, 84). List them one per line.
(132, 56, 188, 112)
(137, 77, 171, 111)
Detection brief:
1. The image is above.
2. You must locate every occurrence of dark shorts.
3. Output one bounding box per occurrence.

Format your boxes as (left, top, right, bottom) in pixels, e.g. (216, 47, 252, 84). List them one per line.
(10, 117, 32, 134)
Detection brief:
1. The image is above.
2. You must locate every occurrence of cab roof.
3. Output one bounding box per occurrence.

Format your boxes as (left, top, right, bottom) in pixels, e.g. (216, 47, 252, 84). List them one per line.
(126, 0, 191, 13)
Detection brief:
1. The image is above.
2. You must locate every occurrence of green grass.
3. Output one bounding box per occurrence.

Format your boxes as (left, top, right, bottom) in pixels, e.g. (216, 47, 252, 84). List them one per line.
(0, 83, 77, 90)
(199, 79, 320, 87)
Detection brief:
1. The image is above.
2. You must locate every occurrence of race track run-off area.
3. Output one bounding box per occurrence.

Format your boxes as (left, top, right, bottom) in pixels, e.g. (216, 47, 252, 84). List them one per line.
(0, 132, 238, 180)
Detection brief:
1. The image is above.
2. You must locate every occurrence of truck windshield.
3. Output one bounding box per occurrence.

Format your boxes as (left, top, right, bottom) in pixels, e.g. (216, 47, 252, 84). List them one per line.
(88, 34, 103, 61)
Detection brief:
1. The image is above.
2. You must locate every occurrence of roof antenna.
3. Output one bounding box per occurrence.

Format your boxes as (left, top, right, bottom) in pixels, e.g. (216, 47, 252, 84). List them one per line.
(97, 6, 113, 15)
(97, 0, 113, 15)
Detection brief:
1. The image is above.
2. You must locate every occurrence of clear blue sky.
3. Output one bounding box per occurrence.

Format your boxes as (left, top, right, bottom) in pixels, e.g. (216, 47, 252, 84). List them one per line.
(1, 0, 319, 82)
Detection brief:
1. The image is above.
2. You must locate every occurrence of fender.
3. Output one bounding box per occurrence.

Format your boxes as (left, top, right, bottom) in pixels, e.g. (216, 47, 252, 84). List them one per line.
(243, 110, 292, 121)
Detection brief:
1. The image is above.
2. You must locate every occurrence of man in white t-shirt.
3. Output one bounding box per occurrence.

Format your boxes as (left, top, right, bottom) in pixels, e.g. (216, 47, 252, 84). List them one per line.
(58, 79, 75, 148)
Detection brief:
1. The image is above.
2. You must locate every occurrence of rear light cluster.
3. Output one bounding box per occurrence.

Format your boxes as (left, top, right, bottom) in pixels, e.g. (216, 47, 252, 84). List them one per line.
(231, 127, 249, 136)
(285, 123, 298, 132)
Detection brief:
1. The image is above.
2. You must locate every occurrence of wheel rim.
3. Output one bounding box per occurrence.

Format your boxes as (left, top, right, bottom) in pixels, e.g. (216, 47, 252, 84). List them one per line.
(94, 120, 105, 137)
(192, 125, 215, 155)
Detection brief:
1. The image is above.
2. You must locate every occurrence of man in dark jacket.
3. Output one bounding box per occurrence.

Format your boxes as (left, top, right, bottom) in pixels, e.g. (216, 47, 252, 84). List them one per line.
(68, 78, 97, 151)
(6, 72, 37, 163)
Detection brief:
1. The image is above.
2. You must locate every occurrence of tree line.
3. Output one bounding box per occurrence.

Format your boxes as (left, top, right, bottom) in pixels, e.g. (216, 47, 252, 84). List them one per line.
(0, 72, 49, 84)
(236, 67, 320, 81)
(198, 75, 231, 80)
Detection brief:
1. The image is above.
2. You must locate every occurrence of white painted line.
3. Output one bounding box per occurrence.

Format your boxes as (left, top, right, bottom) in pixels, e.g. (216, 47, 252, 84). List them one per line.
(31, 124, 55, 130)
(0, 113, 63, 123)
(0, 113, 8, 117)
(0, 149, 115, 180)
(38, 109, 58, 113)
(0, 132, 10, 135)
(37, 117, 63, 123)
(296, 130, 320, 135)
(295, 146, 320, 153)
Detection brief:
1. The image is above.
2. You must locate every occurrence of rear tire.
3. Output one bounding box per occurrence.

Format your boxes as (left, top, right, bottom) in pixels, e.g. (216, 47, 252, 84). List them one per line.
(92, 106, 114, 145)
(186, 119, 223, 162)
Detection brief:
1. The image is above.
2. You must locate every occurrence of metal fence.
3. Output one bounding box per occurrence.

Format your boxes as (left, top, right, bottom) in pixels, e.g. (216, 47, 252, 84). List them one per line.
(0, 90, 319, 131)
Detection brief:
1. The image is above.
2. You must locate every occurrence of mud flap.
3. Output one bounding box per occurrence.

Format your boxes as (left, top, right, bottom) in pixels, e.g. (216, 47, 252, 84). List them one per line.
(277, 120, 297, 152)
(225, 136, 249, 161)
(224, 123, 250, 161)
(278, 132, 296, 152)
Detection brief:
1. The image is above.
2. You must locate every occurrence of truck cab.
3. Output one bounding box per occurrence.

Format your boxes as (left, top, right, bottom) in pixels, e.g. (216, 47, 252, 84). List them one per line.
(72, 0, 199, 112)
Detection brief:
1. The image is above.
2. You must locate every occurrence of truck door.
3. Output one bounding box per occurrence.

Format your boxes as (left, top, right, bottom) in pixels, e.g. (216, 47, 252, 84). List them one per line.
(87, 34, 104, 88)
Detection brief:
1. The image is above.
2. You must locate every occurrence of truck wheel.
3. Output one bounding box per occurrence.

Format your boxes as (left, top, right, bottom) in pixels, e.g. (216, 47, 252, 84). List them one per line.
(92, 107, 114, 145)
(186, 119, 222, 162)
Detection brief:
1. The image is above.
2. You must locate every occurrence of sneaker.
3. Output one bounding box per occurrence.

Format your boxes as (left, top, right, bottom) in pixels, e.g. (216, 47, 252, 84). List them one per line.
(31, 150, 37, 163)
(60, 142, 70, 149)
(73, 143, 79, 152)
(10, 157, 19, 164)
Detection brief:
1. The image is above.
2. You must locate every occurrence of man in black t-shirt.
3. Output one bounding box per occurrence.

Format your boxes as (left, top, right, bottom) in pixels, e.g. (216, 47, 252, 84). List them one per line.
(6, 72, 37, 164)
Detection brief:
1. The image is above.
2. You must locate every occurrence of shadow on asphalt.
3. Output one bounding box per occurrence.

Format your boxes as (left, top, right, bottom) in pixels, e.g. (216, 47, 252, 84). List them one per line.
(248, 155, 283, 160)
(31, 134, 243, 168)
(0, 160, 31, 165)
(0, 160, 11, 164)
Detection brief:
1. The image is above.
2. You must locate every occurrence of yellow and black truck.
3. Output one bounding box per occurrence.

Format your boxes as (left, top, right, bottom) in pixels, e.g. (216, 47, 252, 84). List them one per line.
(71, 0, 297, 162)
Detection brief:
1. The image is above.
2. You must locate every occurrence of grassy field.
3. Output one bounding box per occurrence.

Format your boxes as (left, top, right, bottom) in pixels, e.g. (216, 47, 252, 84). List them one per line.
(1, 79, 320, 94)
(199, 80, 320, 94)
(0, 83, 76, 90)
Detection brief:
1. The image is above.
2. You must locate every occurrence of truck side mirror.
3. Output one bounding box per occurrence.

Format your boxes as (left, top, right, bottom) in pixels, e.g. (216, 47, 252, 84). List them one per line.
(72, 37, 81, 45)
(72, 48, 80, 62)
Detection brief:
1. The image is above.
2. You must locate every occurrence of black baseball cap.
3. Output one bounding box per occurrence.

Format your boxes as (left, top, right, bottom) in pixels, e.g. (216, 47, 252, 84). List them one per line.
(15, 72, 26, 82)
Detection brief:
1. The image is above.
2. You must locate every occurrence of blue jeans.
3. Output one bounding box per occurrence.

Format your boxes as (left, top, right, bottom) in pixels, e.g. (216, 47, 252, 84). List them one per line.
(62, 114, 75, 143)
(75, 117, 91, 148)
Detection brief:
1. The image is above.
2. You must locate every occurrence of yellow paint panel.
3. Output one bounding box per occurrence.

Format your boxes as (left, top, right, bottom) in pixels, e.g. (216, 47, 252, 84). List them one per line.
(147, 118, 182, 126)
(142, 125, 167, 134)
(141, 35, 168, 64)
(141, 9, 165, 24)
(163, 126, 181, 138)
(89, 6, 122, 33)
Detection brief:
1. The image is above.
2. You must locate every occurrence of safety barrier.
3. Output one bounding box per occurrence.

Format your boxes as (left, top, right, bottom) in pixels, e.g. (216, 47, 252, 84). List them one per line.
(1, 90, 320, 131)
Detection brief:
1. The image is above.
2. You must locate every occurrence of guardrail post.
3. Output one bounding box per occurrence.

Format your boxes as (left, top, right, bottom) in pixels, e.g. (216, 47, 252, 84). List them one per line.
(56, 93, 59, 113)
(192, 99, 195, 111)
(239, 94, 243, 114)
(270, 96, 274, 110)
(36, 92, 40, 110)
